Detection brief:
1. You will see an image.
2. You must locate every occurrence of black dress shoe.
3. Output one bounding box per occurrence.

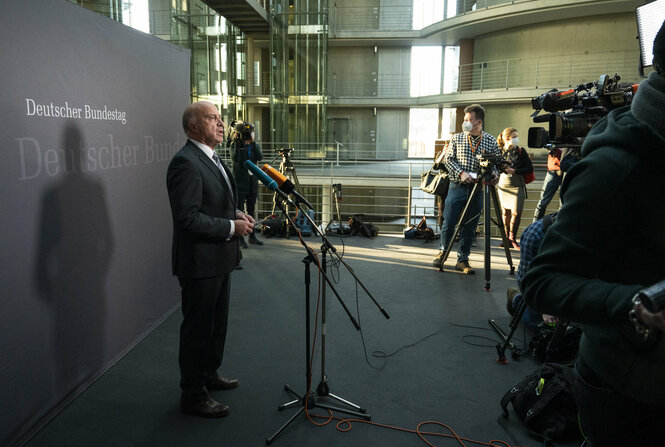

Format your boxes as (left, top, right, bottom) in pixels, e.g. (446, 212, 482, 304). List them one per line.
(206, 376, 239, 391)
(249, 235, 263, 245)
(180, 396, 229, 418)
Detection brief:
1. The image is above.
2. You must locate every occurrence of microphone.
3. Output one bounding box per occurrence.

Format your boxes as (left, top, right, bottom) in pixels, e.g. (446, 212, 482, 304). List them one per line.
(261, 164, 314, 209)
(244, 160, 295, 206)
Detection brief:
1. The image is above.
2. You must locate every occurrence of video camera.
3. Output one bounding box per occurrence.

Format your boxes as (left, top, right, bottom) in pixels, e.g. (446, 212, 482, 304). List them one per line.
(528, 74, 638, 148)
(275, 147, 294, 157)
(235, 121, 254, 140)
(476, 153, 509, 180)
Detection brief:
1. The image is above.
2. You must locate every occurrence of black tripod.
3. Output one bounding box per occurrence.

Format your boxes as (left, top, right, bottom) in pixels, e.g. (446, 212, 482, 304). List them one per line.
(489, 298, 530, 364)
(490, 298, 572, 364)
(326, 183, 349, 235)
(267, 196, 389, 444)
(270, 148, 301, 236)
(438, 159, 515, 290)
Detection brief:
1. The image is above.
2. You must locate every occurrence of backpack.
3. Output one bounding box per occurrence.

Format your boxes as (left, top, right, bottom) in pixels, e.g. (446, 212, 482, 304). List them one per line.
(404, 217, 436, 241)
(500, 363, 581, 446)
(349, 214, 378, 238)
(259, 215, 285, 237)
(293, 209, 315, 236)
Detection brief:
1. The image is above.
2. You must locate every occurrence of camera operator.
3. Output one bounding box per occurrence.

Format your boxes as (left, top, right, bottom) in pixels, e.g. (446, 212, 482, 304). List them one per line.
(522, 24, 665, 447)
(230, 121, 263, 247)
(432, 104, 505, 274)
(532, 147, 563, 222)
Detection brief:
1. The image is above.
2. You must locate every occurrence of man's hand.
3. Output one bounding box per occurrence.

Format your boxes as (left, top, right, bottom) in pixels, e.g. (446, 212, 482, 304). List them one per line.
(236, 210, 256, 225)
(504, 167, 516, 175)
(637, 306, 665, 333)
(459, 172, 475, 184)
(233, 219, 254, 237)
(483, 173, 500, 186)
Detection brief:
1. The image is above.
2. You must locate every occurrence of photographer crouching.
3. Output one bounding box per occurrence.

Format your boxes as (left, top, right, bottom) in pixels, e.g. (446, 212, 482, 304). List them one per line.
(522, 24, 665, 447)
(230, 121, 264, 248)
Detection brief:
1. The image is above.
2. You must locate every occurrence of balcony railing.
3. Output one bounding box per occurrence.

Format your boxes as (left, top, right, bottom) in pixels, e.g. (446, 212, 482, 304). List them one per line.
(459, 51, 640, 92)
(217, 143, 555, 234)
(330, 50, 640, 98)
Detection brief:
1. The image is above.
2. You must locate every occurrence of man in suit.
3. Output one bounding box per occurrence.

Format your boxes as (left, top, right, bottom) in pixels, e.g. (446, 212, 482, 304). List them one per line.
(167, 101, 255, 418)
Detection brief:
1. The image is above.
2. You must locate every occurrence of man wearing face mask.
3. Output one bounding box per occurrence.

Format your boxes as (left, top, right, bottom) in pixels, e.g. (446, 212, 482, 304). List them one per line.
(432, 104, 502, 274)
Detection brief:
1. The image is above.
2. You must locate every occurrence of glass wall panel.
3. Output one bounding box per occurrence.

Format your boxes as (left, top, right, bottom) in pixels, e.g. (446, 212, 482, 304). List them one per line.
(271, 1, 328, 157)
(410, 46, 442, 97)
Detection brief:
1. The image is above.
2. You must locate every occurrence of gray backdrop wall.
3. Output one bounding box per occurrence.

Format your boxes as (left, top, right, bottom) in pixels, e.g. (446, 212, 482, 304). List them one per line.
(0, 1, 190, 445)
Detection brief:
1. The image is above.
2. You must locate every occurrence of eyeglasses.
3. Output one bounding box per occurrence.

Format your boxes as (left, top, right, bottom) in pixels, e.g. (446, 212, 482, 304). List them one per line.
(204, 114, 223, 123)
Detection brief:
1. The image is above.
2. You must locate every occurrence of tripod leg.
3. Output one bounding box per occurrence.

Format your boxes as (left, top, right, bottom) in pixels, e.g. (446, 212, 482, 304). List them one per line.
(543, 320, 569, 363)
(484, 184, 492, 290)
(492, 298, 528, 364)
(266, 405, 306, 445)
(489, 185, 515, 274)
(440, 183, 481, 270)
(327, 392, 366, 413)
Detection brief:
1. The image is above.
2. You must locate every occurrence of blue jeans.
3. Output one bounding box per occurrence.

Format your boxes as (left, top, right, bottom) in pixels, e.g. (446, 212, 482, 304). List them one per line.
(439, 182, 482, 263)
(511, 293, 542, 333)
(532, 170, 562, 221)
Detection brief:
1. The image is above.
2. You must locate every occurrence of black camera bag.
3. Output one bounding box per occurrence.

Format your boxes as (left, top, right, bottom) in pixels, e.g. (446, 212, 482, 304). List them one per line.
(500, 363, 581, 446)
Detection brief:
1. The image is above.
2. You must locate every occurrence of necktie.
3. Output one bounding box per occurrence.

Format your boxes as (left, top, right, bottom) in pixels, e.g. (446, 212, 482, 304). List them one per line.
(212, 154, 233, 192)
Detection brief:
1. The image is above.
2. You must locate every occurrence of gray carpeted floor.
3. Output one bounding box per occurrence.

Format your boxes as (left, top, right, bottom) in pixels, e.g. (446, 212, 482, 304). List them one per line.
(26, 232, 581, 447)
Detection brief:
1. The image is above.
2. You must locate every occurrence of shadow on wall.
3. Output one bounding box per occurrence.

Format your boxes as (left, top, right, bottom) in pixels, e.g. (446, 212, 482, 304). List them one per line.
(34, 122, 115, 394)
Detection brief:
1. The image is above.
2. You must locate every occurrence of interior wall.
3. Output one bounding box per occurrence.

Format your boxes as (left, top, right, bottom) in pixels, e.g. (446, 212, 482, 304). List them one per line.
(328, 46, 378, 96)
(0, 1, 189, 445)
(327, 108, 378, 159)
(473, 13, 638, 61)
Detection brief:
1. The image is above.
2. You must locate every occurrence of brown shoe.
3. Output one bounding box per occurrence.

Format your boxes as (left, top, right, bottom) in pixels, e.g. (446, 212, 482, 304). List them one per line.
(432, 252, 444, 268)
(506, 287, 520, 316)
(206, 376, 239, 391)
(455, 260, 475, 275)
(180, 396, 229, 418)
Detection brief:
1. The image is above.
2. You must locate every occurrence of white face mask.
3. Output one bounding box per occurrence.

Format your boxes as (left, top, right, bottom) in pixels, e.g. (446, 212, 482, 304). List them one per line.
(462, 121, 474, 133)
(507, 137, 519, 147)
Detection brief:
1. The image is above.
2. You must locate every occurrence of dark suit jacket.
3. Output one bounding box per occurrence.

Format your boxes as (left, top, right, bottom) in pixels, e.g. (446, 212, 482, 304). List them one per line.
(167, 140, 239, 279)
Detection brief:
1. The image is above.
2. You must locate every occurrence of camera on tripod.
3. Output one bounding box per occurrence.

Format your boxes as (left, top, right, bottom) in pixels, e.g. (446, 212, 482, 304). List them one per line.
(275, 147, 294, 156)
(235, 121, 254, 140)
(528, 74, 638, 148)
(476, 153, 509, 180)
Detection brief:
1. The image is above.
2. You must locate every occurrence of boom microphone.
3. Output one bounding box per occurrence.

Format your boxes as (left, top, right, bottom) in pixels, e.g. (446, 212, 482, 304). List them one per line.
(261, 164, 314, 209)
(244, 160, 295, 206)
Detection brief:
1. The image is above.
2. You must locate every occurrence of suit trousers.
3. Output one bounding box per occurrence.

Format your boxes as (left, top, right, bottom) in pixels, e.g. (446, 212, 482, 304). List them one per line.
(178, 274, 231, 397)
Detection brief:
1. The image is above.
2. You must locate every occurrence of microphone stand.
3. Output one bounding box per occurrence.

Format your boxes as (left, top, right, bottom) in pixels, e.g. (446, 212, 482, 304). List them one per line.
(267, 197, 374, 445)
(296, 196, 390, 407)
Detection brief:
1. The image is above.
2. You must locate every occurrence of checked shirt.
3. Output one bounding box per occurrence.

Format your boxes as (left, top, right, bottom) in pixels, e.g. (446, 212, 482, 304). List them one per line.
(443, 131, 501, 183)
(516, 217, 546, 289)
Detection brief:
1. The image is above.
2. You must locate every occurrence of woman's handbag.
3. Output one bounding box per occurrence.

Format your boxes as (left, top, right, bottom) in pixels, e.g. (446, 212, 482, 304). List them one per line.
(524, 170, 535, 184)
(420, 170, 449, 195)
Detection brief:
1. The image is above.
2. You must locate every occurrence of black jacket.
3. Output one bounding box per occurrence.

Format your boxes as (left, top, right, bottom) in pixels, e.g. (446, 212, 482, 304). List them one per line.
(166, 140, 239, 279)
(230, 139, 263, 195)
(523, 105, 665, 404)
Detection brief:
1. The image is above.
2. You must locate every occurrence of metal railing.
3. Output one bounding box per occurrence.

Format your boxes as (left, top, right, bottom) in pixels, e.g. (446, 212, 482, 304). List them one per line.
(330, 50, 640, 98)
(218, 143, 557, 234)
(459, 51, 640, 92)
